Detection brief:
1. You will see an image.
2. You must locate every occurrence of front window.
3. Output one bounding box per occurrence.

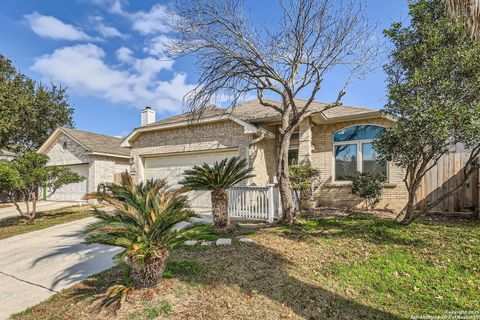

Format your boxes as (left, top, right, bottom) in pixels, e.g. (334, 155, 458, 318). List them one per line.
(333, 125, 387, 181)
(335, 144, 357, 181)
(284, 129, 299, 165)
(288, 149, 299, 165)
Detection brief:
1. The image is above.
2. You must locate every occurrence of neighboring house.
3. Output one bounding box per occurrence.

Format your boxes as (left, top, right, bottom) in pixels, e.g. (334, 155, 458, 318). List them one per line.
(38, 128, 130, 201)
(121, 100, 408, 211)
(0, 149, 18, 161)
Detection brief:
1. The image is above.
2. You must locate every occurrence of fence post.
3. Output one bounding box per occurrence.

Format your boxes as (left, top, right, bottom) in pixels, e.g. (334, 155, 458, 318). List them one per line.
(267, 184, 275, 223)
(477, 163, 480, 219)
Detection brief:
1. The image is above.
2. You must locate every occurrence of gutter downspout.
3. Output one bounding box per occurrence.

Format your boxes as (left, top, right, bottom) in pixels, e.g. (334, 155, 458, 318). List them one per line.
(245, 131, 267, 186)
(246, 131, 266, 167)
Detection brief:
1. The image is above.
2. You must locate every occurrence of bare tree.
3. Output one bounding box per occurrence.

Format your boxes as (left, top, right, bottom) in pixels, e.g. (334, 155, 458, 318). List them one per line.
(171, 0, 378, 223)
(447, 0, 480, 38)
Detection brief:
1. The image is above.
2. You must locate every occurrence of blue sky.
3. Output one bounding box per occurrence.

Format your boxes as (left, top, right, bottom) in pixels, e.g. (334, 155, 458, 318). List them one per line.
(0, 0, 409, 137)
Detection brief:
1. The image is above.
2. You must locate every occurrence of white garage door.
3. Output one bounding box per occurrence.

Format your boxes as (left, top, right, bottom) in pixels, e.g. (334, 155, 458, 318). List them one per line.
(48, 164, 88, 201)
(144, 150, 238, 210)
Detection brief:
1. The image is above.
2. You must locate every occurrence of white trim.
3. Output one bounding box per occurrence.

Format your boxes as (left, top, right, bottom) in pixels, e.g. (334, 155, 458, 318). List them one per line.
(121, 114, 261, 147)
(141, 147, 239, 159)
(142, 148, 239, 185)
(88, 151, 130, 159)
(332, 124, 389, 182)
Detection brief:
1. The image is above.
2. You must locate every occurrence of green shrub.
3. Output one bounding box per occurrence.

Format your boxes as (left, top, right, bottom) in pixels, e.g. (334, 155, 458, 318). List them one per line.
(350, 172, 385, 210)
(289, 162, 319, 207)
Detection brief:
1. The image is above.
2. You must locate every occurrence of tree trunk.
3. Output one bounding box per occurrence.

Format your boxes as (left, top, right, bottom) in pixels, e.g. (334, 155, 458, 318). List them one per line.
(211, 188, 229, 231)
(30, 192, 37, 223)
(400, 192, 417, 225)
(130, 251, 169, 289)
(278, 129, 296, 224)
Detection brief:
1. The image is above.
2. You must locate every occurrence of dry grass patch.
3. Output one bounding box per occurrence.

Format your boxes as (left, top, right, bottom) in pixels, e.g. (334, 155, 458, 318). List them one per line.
(0, 205, 92, 239)
(10, 215, 480, 320)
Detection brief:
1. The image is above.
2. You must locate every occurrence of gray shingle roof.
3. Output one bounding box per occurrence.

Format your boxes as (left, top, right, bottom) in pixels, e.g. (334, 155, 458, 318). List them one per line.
(145, 99, 378, 128)
(143, 105, 227, 127)
(230, 99, 377, 121)
(61, 128, 130, 157)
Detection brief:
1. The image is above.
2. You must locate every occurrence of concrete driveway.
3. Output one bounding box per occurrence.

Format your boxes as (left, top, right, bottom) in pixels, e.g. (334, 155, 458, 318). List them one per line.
(0, 218, 121, 320)
(0, 200, 81, 221)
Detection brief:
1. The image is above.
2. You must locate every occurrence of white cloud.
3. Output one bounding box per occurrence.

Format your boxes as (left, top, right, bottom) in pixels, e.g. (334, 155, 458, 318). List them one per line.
(31, 44, 194, 113)
(116, 47, 133, 63)
(90, 16, 123, 38)
(130, 4, 174, 35)
(91, 1, 175, 35)
(25, 12, 93, 41)
(145, 35, 175, 58)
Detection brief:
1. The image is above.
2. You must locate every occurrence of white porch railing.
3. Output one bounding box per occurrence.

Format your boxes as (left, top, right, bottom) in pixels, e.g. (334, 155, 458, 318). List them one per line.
(228, 184, 284, 223)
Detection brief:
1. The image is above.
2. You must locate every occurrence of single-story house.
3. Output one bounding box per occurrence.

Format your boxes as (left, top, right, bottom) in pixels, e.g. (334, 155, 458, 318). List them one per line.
(39, 100, 408, 211)
(38, 128, 130, 201)
(121, 100, 407, 212)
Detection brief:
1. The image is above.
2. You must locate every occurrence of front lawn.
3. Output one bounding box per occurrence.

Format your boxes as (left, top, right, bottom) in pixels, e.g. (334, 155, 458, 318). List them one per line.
(10, 214, 480, 320)
(0, 205, 92, 240)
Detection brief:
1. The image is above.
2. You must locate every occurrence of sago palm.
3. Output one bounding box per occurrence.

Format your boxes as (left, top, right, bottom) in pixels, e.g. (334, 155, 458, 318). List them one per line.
(180, 157, 254, 232)
(85, 173, 195, 288)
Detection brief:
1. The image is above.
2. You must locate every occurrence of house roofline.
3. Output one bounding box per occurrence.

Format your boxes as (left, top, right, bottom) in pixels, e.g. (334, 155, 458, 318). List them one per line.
(88, 151, 131, 159)
(38, 128, 90, 154)
(312, 110, 395, 123)
(38, 128, 131, 159)
(121, 114, 261, 147)
(248, 110, 394, 125)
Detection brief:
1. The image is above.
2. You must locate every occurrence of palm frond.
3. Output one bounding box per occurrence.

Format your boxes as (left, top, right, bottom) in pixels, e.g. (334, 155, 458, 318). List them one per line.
(85, 172, 195, 265)
(180, 156, 254, 191)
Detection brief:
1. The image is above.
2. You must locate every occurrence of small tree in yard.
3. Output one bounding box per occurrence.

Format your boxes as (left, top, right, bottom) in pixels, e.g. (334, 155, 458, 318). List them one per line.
(350, 172, 385, 211)
(0, 152, 85, 223)
(375, 0, 480, 225)
(180, 157, 254, 232)
(289, 162, 319, 209)
(171, 0, 379, 224)
(85, 173, 196, 289)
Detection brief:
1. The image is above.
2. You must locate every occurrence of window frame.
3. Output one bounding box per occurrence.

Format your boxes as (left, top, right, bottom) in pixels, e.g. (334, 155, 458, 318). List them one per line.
(280, 129, 300, 166)
(60, 140, 68, 152)
(332, 125, 388, 183)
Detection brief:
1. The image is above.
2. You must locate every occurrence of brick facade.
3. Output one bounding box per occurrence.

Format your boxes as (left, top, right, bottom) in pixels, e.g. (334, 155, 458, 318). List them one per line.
(249, 124, 278, 185)
(129, 120, 251, 183)
(44, 134, 89, 166)
(127, 116, 408, 212)
(308, 117, 408, 211)
(43, 132, 130, 194)
(246, 117, 408, 212)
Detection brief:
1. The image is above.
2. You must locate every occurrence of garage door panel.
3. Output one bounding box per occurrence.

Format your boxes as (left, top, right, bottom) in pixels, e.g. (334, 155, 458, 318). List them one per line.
(48, 164, 88, 202)
(144, 150, 238, 209)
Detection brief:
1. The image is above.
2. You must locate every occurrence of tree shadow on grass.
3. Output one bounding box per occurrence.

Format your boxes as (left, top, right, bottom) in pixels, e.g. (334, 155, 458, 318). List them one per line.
(280, 215, 425, 247)
(169, 242, 406, 320)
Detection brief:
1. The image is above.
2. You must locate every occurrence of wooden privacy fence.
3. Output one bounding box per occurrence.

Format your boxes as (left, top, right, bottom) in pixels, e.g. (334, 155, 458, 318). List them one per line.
(228, 184, 283, 223)
(415, 152, 479, 213)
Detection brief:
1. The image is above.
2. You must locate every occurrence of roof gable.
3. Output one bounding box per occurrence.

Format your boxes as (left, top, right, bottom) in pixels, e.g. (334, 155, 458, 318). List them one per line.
(38, 128, 130, 158)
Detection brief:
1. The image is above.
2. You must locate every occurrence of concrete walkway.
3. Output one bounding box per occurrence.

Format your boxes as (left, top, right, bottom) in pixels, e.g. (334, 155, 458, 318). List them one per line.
(0, 218, 121, 319)
(0, 213, 212, 319)
(0, 201, 80, 221)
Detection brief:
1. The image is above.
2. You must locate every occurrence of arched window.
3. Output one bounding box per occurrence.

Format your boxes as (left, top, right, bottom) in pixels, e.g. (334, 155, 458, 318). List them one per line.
(333, 125, 387, 181)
